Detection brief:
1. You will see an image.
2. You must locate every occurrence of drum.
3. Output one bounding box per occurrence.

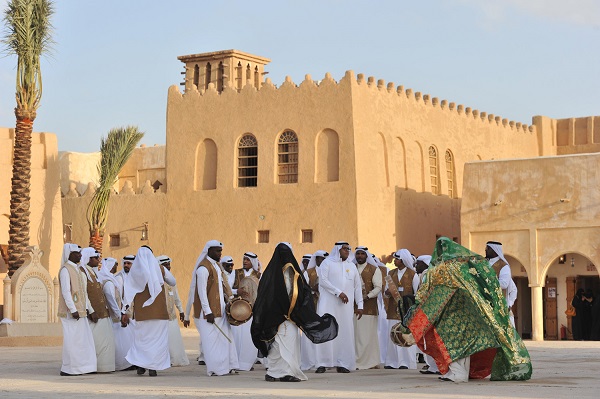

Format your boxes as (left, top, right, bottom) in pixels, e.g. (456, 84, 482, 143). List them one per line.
(390, 322, 416, 347)
(238, 275, 259, 306)
(226, 297, 252, 326)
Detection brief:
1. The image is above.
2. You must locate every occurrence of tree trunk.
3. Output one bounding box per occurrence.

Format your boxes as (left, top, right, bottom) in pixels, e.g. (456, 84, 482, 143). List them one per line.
(89, 229, 103, 256)
(7, 109, 36, 277)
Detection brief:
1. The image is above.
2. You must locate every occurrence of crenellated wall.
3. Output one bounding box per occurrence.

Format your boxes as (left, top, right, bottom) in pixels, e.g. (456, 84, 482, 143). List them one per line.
(0, 127, 63, 311)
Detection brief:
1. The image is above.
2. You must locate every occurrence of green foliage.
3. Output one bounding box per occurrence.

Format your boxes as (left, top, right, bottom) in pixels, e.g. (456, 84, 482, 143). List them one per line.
(87, 126, 144, 234)
(2, 0, 54, 111)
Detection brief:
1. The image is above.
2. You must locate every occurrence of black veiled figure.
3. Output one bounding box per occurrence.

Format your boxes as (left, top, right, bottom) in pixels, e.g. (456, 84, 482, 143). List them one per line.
(251, 243, 338, 357)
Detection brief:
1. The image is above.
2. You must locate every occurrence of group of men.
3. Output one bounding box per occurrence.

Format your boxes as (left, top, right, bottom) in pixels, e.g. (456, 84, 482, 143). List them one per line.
(58, 243, 188, 376)
(58, 237, 524, 383)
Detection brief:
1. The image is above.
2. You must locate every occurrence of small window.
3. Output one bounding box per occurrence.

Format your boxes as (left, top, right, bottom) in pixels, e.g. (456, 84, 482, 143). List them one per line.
(278, 130, 298, 184)
(302, 229, 313, 243)
(238, 134, 258, 187)
(445, 150, 455, 198)
(429, 146, 440, 195)
(453, 236, 460, 244)
(258, 230, 270, 243)
(435, 234, 442, 240)
(110, 234, 121, 247)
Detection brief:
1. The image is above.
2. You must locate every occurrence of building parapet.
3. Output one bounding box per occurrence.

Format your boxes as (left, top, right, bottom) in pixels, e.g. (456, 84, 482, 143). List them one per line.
(170, 70, 535, 135)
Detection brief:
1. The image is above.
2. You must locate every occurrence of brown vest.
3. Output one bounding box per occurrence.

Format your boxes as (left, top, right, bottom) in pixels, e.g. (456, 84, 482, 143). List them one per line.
(193, 259, 223, 319)
(85, 267, 109, 319)
(355, 263, 379, 316)
(57, 263, 88, 318)
(385, 267, 415, 320)
(133, 265, 169, 321)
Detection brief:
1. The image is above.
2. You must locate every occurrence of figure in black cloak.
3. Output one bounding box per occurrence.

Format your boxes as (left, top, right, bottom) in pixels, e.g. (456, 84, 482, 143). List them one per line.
(251, 242, 338, 382)
(571, 289, 585, 340)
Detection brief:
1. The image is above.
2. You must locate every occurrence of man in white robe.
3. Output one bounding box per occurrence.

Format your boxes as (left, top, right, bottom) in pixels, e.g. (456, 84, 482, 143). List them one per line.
(353, 246, 382, 369)
(122, 246, 176, 376)
(315, 241, 363, 373)
(113, 255, 135, 370)
(231, 252, 261, 371)
(384, 249, 419, 370)
(157, 255, 189, 367)
(97, 257, 133, 371)
(184, 240, 239, 376)
(81, 247, 116, 373)
(58, 244, 97, 376)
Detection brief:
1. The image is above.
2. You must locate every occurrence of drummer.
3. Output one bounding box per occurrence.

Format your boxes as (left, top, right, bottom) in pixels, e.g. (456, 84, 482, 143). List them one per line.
(184, 240, 239, 376)
(231, 252, 261, 371)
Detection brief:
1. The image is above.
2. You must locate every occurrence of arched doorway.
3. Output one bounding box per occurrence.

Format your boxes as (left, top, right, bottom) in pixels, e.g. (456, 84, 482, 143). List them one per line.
(505, 255, 532, 339)
(542, 253, 599, 340)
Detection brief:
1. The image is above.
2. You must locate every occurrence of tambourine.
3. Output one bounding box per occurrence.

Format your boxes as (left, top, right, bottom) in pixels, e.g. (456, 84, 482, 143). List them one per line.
(226, 297, 252, 326)
(390, 321, 415, 347)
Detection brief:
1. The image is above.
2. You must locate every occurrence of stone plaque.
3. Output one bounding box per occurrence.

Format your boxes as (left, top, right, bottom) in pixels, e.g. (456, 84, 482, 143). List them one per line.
(20, 277, 49, 323)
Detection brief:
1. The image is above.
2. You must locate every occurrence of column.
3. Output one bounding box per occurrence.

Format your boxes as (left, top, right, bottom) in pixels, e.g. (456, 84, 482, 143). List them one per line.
(531, 285, 544, 341)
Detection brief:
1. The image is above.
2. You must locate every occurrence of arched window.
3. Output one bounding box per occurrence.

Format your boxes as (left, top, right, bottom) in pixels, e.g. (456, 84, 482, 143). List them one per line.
(238, 134, 258, 187)
(205, 62, 212, 90)
(193, 64, 199, 89)
(277, 130, 298, 184)
(236, 62, 243, 90)
(445, 150, 455, 198)
(429, 146, 440, 195)
(195, 139, 217, 190)
(315, 129, 339, 182)
(217, 62, 224, 92)
(254, 66, 259, 88)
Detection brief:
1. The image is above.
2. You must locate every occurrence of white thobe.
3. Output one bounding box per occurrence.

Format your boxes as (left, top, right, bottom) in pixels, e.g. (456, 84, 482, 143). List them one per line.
(167, 285, 189, 366)
(316, 258, 363, 370)
(124, 270, 176, 371)
(109, 273, 134, 370)
(354, 263, 382, 369)
(300, 269, 317, 370)
(59, 262, 97, 375)
(377, 293, 388, 364)
(231, 269, 258, 371)
(195, 258, 239, 376)
(443, 357, 470, 382)
(266, 265, 307, 380)
(384, 267, 419, 369)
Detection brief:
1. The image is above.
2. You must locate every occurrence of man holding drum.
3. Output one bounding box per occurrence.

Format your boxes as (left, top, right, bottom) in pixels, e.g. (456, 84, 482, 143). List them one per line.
(184, 240, 239, 376)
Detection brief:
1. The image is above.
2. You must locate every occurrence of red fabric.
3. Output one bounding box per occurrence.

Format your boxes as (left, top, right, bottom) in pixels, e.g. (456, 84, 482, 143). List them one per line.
(469, 347, 496, 379)
(410, 309, 452, 374)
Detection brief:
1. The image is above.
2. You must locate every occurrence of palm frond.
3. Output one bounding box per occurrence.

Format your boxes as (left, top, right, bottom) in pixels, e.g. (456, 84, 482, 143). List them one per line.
(2, 0, 54, 111)
(87, 126, 144, 234)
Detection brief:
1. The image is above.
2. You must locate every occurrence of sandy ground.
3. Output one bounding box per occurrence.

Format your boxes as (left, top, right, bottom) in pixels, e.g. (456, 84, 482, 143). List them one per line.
(1, 328, 599, 399)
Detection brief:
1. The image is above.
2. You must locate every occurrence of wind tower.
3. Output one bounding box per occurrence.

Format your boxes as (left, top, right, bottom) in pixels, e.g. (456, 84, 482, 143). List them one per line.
(178, 49, 271, 93)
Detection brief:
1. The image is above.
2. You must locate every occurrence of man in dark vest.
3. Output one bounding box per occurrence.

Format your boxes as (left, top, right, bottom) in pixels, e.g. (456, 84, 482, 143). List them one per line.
(353, 246, 383, 369)
(383, 249, 419, 370)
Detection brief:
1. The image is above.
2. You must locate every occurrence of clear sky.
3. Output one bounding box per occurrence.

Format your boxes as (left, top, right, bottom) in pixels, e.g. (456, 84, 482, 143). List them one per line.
(0, 0, 598, 153)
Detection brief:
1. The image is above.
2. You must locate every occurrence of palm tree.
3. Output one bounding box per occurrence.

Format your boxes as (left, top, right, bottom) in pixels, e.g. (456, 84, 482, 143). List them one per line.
(87, 126, 144, 253)
(3, 0, 54, 276)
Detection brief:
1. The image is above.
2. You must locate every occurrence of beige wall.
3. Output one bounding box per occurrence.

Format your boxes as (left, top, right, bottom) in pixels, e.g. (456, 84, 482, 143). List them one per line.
(0, 128, 63, 308)
(461, 152, 600, 340)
